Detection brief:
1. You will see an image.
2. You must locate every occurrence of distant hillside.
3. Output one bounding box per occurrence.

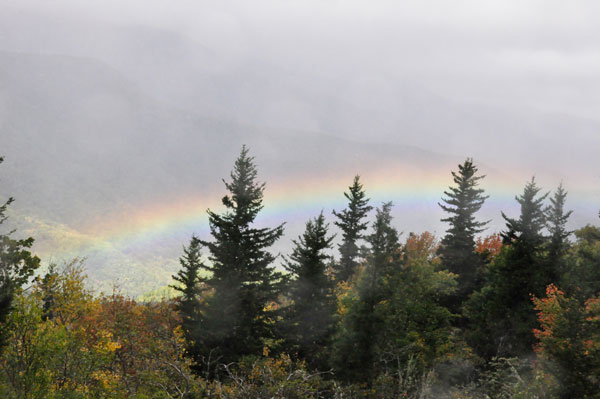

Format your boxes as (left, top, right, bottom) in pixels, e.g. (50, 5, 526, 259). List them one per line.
(2, 8, 599, 175)
(0, 51, 470, 294)
(1, 26, 598, 294)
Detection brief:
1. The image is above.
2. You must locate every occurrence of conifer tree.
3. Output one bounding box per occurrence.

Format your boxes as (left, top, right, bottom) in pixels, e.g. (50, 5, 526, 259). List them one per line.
(543, 183, 573, 288)
(365, 202, 401, 286)
(171, 236, 204, 363)
(282, 212, 335, 370)
(501, 177, 548, 248)
(198, 146, 285, 370)
(467, 178, 549, 358)
(334, 202, 400, 383)
(545, 183, 572, 260)
(332, 175, 373, 281)
(0, 156, 41, 353)
(438, 158, 488, 300)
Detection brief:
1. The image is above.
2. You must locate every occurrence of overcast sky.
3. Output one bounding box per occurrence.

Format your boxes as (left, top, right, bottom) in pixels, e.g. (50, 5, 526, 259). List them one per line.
(3, 0, 600, 292)
(7, 0, 600, 120)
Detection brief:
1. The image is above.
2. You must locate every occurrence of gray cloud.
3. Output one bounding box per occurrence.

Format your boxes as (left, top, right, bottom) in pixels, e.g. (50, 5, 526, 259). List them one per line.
(6, 0, 600, 119)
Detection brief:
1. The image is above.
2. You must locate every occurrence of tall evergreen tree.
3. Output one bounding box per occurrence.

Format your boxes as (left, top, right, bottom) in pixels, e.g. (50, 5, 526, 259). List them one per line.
(364, 202, 401, 289)
(501, 177, 548, 247)
(438, 158, 489, 300)
(334, 202, 400, 383)
(544, 183, 573, 288)
(467, 178, 549, 358)
(282, 212, 335, 370)
(332, 175, 373, 281)
(0, 156, 41, 353)
(198, 146, 285, 371)
(170, 235, 204, 364)
(545, 183, 573, 260)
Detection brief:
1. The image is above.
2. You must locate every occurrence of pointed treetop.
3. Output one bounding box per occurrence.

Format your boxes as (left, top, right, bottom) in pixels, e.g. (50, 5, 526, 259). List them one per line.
(332, 175, 373, 281)
(366, 201, 401, 276)
(285, 211, 335, 276)
(333, 175, 373, 232)
(218, 145, 266, 224)
(285, 212, 335, 286)
(545, 182, 573, 254)
(439, 158, 489, 239)
(501, 177, 549, 244)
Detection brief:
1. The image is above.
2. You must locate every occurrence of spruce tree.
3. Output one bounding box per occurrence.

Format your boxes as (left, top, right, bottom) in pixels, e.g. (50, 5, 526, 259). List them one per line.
(334, 202, 400, 383)
(467, 178, 549, 358)
(545, 183, 572, 260)
(365, 202, 401, 286)
(0, 156, 41, 353)
(332, 175, 373, 281)
(199, 146, 285, 371)
(282, 212, 335, 370)
(438, 158, 488, 300)
(170, 235, 204, 364)
(501, 177, 548, 247)
(543, 183, 573, 289)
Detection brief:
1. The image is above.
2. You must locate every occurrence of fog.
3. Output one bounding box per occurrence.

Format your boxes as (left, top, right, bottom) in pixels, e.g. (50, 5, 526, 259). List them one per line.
(1, 0, 599, 293)
(10, 0, 600, 118)
(4, 1, 600, 161)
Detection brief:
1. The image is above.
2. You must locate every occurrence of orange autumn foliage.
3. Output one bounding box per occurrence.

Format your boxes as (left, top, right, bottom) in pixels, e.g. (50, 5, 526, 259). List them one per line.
(404, 231, 440, 266)
(532, 283, 600, 367)
(475, 233, 502, 260)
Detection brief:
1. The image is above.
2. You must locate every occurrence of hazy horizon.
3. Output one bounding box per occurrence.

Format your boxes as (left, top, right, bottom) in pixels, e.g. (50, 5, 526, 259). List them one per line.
(1, 0, 599, 294)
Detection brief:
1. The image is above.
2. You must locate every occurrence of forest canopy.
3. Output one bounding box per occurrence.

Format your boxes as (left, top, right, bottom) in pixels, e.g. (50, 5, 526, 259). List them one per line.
(1, 148, 599, 398)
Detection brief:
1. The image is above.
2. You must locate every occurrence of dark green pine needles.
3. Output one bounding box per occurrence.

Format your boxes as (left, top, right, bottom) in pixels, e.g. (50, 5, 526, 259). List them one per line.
(334, 202, 401, 383)
(467, 178, 551, 358)
(438, 159, 489, 300)
(545, 183, 573, 260)
(170, 236, 204, 366)
(282, 212, 336, 370)
(332, 175, 373, 282)
(198, 146, 285, 370)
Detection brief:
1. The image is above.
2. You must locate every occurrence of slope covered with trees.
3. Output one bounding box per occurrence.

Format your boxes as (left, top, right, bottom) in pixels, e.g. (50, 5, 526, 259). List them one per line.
(1, 149, 599, 398)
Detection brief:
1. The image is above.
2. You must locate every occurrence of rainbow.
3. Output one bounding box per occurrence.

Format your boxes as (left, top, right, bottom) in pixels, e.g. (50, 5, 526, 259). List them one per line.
(36, 159, 599, 269)
(73, 164, 506, 249)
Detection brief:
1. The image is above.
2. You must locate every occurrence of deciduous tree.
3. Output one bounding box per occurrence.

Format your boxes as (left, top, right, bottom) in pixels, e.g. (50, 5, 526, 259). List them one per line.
(0, 156, 41, 353)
